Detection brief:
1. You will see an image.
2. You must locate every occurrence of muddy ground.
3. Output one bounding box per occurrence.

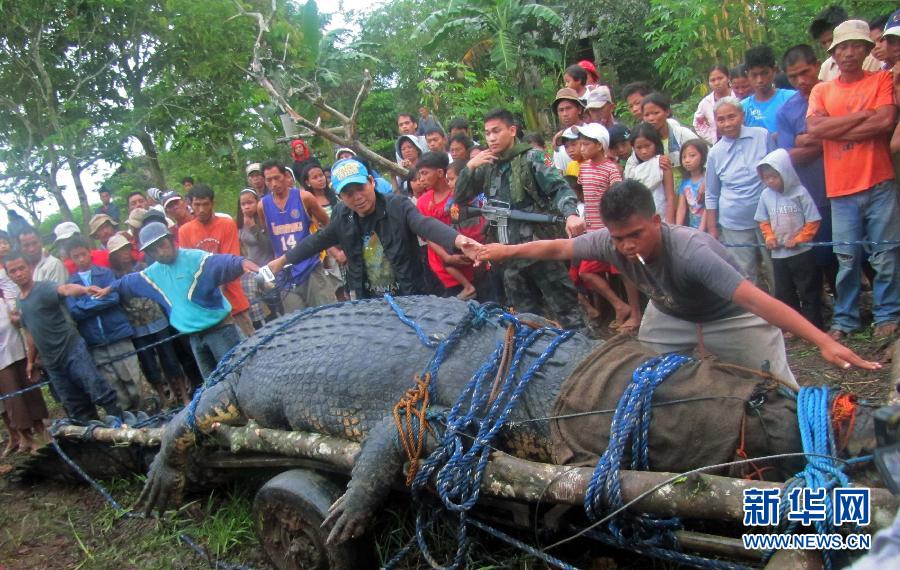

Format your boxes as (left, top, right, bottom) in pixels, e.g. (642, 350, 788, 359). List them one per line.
(0, 330, 895, 569)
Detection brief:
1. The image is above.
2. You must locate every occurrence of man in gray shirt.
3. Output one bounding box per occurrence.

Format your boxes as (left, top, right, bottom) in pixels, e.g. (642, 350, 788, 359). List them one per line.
(477, 180, 880, 388)
(6, 251, 122, 422)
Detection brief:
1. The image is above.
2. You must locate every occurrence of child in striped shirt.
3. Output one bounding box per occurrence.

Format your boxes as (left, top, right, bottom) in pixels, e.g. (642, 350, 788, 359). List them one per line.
(572, 123, 641, 332)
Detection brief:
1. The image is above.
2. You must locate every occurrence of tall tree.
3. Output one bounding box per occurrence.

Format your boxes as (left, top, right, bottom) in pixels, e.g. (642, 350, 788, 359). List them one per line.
(416, 0, 562, 130)
(0, 0, 120, 227)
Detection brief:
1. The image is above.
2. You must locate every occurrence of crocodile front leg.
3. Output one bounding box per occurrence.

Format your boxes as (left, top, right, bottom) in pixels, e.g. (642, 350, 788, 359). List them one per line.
(322, 413, 414, 544)
(137, 381, 243, 515)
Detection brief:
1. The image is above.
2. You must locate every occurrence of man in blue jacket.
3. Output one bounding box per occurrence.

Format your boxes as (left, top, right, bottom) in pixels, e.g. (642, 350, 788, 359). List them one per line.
(66, 237, 143, 411)
(96, 222, 261, 379)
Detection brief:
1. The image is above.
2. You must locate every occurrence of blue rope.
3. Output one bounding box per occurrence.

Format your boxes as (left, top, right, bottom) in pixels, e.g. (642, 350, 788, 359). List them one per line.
(583, 354, 691, 535)
(723, 239, 900, 248)
(581, 529, 752, 570)
(385, 293, 440, 347)
(48, 436, 255, 570)
(765, 386, 850, 570)
(383, 304, 574, 569)
(578, 353, 747, 569)
(0, 380, 49, 402)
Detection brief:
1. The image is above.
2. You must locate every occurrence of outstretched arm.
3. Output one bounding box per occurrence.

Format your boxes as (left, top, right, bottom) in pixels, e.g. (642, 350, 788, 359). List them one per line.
(477, 238, 575, 263)
(731, 280, 880, 370)
(57, 283, 102, 298)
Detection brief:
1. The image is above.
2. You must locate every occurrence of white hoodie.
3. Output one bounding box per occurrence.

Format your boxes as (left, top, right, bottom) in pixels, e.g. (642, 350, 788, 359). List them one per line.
(753, 148, 821, 259)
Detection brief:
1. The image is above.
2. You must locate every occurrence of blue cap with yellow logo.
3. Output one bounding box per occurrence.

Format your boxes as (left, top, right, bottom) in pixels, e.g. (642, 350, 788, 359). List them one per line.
(331, 159, 371, 194)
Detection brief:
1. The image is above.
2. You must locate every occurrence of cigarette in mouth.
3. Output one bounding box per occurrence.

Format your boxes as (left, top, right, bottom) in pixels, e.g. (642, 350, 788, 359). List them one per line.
(635, 253, 646, 265)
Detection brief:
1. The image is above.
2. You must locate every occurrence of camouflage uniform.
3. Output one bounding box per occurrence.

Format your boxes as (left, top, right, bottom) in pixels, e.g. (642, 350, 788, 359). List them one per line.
(456, 142, 585, 329)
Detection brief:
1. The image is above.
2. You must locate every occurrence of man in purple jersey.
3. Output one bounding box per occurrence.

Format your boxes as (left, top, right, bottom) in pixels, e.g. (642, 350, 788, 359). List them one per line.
(258, 160, 341, 313)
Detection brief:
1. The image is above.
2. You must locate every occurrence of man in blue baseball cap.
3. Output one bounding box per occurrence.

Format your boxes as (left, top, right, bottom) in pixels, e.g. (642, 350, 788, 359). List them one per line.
(266, 159, 482, 299)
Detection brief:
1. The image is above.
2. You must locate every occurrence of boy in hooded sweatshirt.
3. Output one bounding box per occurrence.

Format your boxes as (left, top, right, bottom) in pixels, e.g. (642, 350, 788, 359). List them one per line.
(754, 148, 822, 330)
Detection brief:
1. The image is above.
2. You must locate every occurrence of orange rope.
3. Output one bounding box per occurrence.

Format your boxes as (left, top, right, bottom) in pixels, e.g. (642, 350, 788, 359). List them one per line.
(735, 413, 774, 480)
(393, 373, 435, 487)
(488, 325, 516, 405)
(831, 392, 858, 454)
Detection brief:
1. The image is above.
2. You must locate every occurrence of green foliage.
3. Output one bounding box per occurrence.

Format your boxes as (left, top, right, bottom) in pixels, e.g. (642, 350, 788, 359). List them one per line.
(417, 62, 522, 126)
(644, 0, 897, 99)
(414, 0, 563, 130)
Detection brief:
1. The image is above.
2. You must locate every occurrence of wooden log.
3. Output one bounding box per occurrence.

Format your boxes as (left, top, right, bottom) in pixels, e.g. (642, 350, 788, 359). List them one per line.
(765, 548, 823, 570)
(51, 422, 898, 532)
(675, 531, 762, 561)
(890, 337, 900, 404)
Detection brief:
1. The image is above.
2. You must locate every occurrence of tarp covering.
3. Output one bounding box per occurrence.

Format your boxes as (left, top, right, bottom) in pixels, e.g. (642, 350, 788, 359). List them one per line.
(550, 336, 802, 479)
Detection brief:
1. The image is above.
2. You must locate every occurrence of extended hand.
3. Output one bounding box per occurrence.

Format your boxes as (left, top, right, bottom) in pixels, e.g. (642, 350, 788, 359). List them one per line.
(477, 243, 512, 263)
(93, 286, 112, 299)
(765, 238, 777, 250)
(241, 259, 260, 274)
(565, 215, 585, 238)
(455, 234, 482, 262)
(819, 338, 881, 371)
(267, 256, 288, 275)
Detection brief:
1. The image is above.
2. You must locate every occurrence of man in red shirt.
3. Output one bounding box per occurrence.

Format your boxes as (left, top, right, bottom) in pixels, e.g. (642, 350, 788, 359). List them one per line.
(807, 19, 900, 339)
(415, 152, 476, 299)
(178, 184, 254, 337)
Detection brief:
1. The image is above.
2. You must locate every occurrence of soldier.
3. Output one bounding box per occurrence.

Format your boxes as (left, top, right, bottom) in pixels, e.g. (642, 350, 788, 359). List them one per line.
(455, 108, 587, 329)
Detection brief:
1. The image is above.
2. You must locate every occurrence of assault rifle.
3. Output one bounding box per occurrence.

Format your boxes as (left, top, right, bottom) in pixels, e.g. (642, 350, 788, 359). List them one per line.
(455, 200, 565, 244)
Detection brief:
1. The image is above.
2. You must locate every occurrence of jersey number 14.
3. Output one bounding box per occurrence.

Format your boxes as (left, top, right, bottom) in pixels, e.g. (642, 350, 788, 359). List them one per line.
(279, 234, 297, 251)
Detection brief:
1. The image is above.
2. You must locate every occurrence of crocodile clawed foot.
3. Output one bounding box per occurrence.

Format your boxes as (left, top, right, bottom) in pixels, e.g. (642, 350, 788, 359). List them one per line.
(135, 455, 184, 517)
(322, 491, 371, 544)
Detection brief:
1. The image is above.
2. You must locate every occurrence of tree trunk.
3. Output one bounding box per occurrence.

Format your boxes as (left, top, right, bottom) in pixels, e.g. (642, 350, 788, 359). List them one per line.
(226, 135, 242, 174)
(66, 155, 92, 229)
(519, 65, 549, 134)
(133, 130, 167, 191)
(44, 150, 73, 222)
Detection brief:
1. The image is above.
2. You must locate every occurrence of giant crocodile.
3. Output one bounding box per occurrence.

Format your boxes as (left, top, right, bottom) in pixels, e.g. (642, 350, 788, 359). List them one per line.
(136, 295, 874, 545)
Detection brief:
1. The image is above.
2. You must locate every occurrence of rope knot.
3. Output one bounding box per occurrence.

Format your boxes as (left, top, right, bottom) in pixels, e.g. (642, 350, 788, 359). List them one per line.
(393, 372, 435, 487)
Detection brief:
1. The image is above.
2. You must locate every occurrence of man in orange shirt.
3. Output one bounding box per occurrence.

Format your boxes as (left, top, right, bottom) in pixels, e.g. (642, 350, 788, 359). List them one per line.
(178, 184, 255, 337)
(807, 20, 900, 339)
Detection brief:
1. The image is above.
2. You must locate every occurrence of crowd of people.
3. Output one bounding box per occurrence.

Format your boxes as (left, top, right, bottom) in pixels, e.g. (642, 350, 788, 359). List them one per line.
(0, 6, 898, 454)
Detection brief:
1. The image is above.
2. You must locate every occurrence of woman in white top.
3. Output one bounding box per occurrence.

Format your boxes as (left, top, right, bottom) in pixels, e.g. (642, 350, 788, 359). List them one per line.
(0, 269, 48, 456)
(693, 65, 734, 145)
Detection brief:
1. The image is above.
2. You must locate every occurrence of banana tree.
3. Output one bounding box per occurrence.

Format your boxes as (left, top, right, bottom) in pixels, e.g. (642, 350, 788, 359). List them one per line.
(416, 0, 562, 131)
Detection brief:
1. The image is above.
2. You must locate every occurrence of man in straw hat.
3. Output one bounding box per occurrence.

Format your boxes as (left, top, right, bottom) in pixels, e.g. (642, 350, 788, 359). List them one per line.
(807, 19, 900, 340)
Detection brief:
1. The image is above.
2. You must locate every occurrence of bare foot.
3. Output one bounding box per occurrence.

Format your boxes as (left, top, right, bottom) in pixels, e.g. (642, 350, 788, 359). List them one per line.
(2, 437, 20, 458)
(456, 285, 476, 300)
(611, 303, 633, 328)
(619, 314, 641, 336)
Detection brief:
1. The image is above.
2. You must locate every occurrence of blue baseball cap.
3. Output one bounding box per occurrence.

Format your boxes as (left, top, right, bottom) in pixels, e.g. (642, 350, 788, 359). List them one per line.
(885, 9, 900, 38)
(330, 159, 371, 194)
